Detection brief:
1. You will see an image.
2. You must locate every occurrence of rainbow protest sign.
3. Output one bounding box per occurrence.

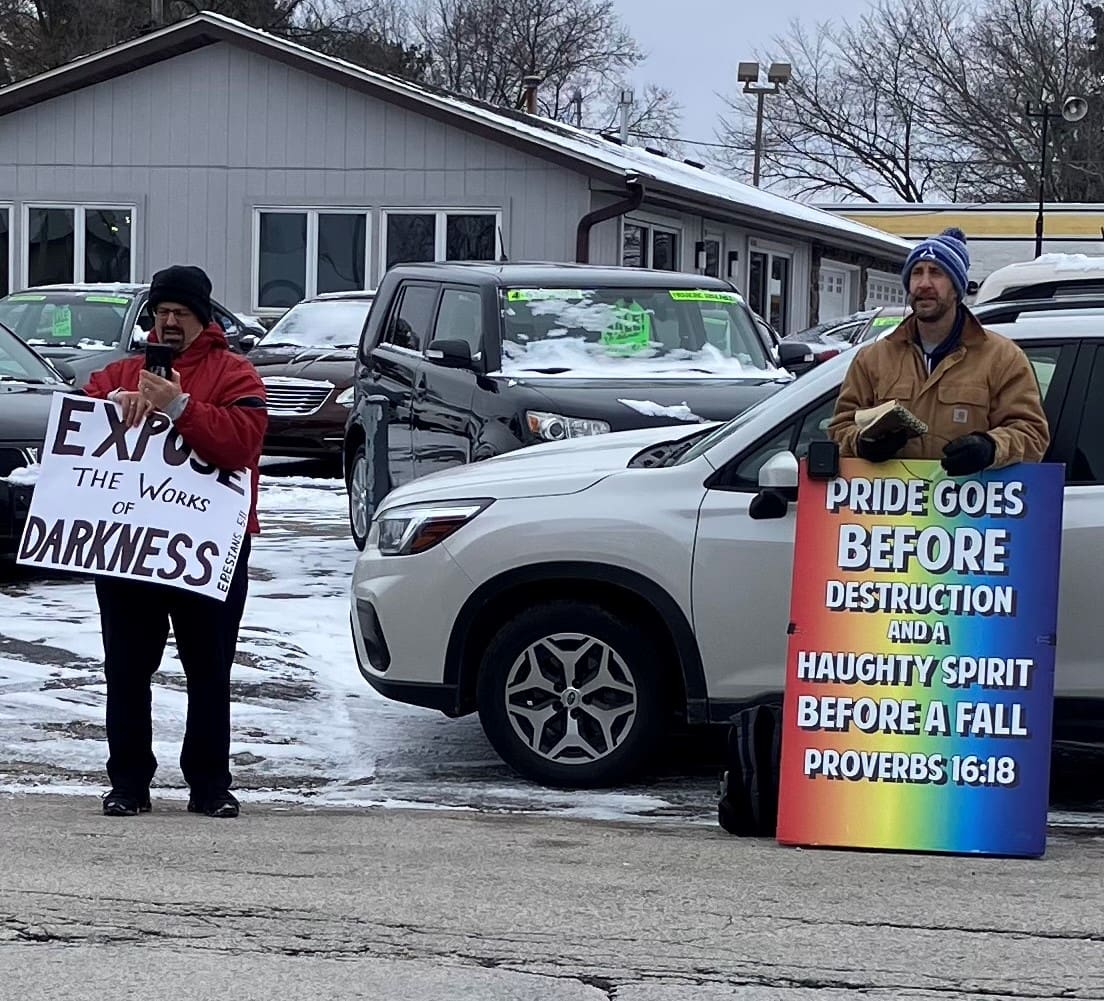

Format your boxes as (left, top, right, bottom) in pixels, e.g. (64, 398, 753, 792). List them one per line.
(776, 458, 1064, 857)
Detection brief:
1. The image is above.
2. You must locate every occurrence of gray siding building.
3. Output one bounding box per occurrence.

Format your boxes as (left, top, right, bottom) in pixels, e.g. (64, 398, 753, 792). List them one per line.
(0, 13, 912, 333)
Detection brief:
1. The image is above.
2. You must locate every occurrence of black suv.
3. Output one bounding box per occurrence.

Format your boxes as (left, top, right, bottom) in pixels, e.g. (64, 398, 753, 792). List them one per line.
(343, 263, 802, 546)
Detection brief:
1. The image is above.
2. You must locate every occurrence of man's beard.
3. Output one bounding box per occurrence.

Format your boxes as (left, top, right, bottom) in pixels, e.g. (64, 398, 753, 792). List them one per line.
(160, 327, 184, 352)
(911, 295, 952, 322)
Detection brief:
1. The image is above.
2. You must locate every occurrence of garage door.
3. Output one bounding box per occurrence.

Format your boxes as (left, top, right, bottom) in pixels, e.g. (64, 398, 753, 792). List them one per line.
(866, 273, 906, 309)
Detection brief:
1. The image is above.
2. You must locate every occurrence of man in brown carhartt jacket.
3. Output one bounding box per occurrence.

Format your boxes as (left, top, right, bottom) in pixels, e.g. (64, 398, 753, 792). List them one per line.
(828, 228, 1049, 475)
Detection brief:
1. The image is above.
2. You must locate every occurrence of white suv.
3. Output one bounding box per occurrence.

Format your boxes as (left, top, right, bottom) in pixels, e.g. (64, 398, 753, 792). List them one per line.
(350, 299, 1104, 787)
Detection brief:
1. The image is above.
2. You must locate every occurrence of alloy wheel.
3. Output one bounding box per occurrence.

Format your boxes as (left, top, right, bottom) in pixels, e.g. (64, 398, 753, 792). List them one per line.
(503, 632, 638, 765)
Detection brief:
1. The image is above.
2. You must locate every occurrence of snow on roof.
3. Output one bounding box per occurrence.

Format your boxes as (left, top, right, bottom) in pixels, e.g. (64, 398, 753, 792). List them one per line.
(1033, 253, 1104, 273)
(0, 12, 912, 258)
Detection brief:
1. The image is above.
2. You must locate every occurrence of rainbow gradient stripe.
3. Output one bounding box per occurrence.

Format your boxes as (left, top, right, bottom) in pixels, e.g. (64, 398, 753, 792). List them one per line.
(776, 459, 1065, 857)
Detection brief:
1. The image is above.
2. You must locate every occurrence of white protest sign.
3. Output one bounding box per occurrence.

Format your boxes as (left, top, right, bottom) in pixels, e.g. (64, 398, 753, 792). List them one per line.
(17, 394, 251, 601)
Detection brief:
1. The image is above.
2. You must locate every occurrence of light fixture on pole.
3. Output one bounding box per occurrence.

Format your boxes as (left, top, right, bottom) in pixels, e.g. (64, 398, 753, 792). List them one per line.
(738, 61, 791, 187)
(1025, 94, 1088, 258)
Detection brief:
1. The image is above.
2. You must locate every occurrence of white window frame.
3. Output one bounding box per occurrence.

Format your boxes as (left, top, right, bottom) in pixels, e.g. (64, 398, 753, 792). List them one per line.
(380, 209, 503, 276)
(0, 204, 11, 296)
(251, 207, 373, 314)
(21, 203, 137, 288)
(747, 240, 796, 335)
(621, 216, 683, 270)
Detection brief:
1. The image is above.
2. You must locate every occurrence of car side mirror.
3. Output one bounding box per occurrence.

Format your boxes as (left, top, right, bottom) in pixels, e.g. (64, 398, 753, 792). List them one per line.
(130, 325, 150, 349)
(749, 451, 799, 520)
(239, 333, 258, 353)
(777, 340, 815, 375)
(50, 359, 76, 384)
(426, 338, 473, 369)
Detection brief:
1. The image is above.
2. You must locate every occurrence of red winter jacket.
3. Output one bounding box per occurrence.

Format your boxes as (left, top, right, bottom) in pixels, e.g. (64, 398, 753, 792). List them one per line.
(84, 325, 268, 534)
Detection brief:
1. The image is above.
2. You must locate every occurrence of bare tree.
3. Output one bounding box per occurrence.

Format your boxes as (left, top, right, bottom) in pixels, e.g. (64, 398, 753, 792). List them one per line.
(0, 0, 425, 86)
(411, 0, 650, 123)
(716, 0, 1104, 203)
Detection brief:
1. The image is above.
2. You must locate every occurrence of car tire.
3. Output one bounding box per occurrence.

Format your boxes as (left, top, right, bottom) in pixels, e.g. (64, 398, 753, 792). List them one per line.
(348, 444, 371, 551)
(476, 601, 665, 788)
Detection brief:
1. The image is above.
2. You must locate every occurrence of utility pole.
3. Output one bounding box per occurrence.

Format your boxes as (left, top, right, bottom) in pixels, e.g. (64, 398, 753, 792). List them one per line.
(737, 62, 792, 187)
(1025, 95, 1089, 258)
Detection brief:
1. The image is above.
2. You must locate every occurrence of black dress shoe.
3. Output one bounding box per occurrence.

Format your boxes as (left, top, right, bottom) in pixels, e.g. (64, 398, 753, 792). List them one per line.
(187, 791, 240, 818)
(102, 790, 152, 816)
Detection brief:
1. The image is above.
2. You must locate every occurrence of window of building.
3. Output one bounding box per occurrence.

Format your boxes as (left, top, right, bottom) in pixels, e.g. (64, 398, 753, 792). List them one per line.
(254, 208, 371, 311)
(383, 210, 501, 272)
(0, 206, 9, 297)
(24, 205, 134, 287)
(621, 220, 682, 270)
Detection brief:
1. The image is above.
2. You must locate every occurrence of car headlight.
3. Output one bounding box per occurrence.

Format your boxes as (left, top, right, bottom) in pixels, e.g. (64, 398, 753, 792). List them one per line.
(336, 387, 355, 406)
(526, 411, 611, 442)
(368, 499, 493, 556)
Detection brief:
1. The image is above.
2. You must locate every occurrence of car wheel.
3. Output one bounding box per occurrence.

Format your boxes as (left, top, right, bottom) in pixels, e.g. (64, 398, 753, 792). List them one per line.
(477, 601, 664, 788)
(348, 444, 371, 550)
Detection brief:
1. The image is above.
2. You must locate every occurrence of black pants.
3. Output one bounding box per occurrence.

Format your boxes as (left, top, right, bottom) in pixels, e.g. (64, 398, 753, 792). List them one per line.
(95, 536, 251, 799)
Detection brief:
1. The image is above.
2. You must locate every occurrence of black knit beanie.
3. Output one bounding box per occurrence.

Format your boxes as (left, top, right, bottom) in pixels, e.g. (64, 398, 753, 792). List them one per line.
(149, 265, 213, 325)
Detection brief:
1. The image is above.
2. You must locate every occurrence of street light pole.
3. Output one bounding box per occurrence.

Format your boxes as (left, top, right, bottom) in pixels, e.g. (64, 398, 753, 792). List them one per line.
(1034, 108, 1049, 259)
(737, 61, 791, 188)
(1026, 96, 1089, 259)
(753, 90, 766, 187)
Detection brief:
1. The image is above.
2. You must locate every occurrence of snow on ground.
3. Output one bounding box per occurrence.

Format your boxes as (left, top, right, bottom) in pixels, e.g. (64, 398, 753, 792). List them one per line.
(0, 472, 712, 825)
(1, 469, 1101, 831)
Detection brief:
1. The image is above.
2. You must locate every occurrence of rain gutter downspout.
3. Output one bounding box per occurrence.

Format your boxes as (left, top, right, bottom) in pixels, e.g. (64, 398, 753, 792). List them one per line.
(575, 176, 645, 263)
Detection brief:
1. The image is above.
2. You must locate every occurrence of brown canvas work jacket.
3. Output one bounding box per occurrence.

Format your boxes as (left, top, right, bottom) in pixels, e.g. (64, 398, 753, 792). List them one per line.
(828, 310, 1050, 468)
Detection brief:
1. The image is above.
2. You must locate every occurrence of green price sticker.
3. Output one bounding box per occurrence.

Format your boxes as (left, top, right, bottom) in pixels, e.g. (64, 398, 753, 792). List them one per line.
(51, 306, 73, 339)
(871, 316, 902, 330)
(8, 294, 47, 302)
(85, 295, 131, 305)
(600, 302, 652, 354)
(506, 288, 586, 301)
(669, 290, 741, 303)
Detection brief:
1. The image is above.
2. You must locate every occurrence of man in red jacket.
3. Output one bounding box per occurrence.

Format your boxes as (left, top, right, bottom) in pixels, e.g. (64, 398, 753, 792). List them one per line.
(84, 265, 267, 819)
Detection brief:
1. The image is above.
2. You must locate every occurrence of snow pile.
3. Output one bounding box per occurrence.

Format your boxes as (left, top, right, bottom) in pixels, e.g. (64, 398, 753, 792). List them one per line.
(1037, 253, 1104, 273)
(495, 338, 769, 379)
(1, 464, 40, 486)
(618, 399, 703, 422)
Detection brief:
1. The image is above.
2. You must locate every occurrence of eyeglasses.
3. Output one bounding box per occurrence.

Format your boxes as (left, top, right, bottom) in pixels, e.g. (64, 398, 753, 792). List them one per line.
(154, 307, 194, 321)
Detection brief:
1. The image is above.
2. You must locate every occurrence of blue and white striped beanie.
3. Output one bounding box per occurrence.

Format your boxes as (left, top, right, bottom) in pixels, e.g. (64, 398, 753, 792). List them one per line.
(902, 227, 970, 299)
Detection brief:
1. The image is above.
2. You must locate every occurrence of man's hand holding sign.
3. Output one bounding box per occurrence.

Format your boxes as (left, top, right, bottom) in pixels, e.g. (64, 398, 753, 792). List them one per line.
(767, 228, 1060, 856)
(19, 265, 268, 821)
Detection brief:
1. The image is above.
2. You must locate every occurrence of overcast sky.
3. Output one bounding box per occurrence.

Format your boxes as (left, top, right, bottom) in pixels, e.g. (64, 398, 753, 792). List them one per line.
(612, 0, 877, 147)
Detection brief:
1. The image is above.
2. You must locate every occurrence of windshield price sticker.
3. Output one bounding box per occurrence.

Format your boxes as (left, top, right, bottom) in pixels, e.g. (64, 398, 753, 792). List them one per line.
(51, 306, 73, 339)
(506, 289, 586, 302)
(668, 291, 741, 303)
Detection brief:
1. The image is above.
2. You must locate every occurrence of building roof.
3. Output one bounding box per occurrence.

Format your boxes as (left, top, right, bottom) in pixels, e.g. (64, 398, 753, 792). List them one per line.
(0, 12, 912, 260)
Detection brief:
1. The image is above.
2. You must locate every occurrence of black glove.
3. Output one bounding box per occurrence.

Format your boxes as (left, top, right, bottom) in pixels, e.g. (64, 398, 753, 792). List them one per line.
(941, 433, 996, 476)
(855, 429, 909, 463)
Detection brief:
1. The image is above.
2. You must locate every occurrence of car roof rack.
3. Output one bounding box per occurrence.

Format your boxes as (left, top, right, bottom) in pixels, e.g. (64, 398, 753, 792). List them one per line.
(973, 293, 1104, 323)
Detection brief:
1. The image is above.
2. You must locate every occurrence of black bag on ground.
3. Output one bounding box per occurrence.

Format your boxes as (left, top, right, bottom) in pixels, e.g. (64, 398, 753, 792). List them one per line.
(717, 700, 782, 837)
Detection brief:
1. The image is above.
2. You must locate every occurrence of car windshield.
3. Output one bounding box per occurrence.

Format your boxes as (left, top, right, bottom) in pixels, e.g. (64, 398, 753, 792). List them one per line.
(675, 349, 855, 464)
(497, 287, 781, 378)
(0, 291, 132, 350)
(0, 322, 65, 383)
(261, 299, 374, 348)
